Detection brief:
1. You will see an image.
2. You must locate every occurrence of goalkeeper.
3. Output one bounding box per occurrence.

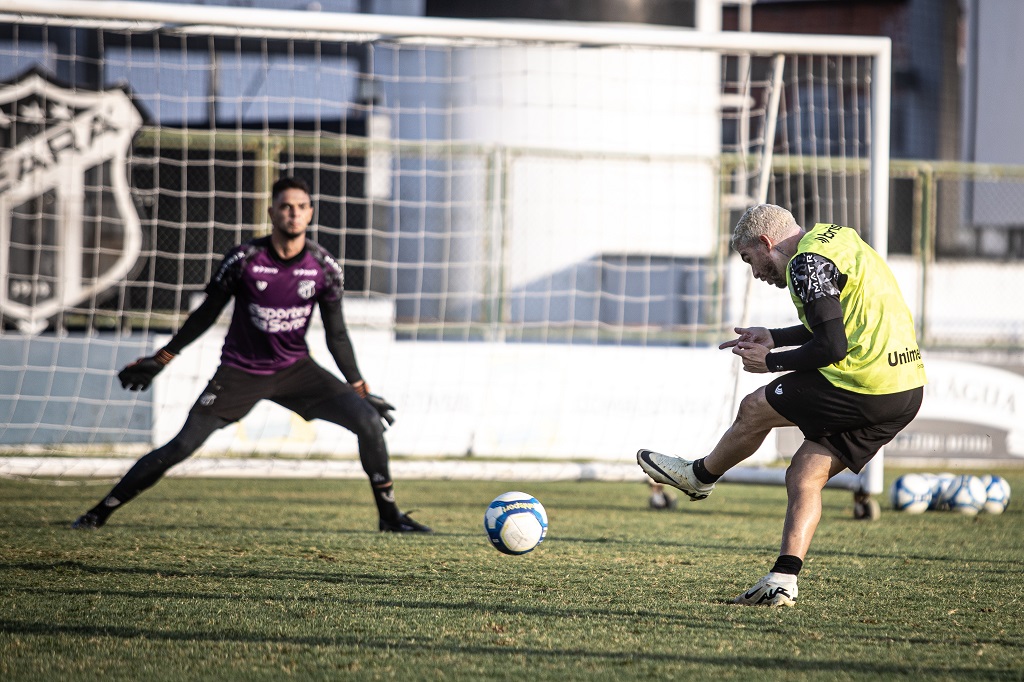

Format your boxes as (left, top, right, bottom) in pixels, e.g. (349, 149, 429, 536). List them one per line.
(74, 177, 430, 533)
(639, 204, 925, 606)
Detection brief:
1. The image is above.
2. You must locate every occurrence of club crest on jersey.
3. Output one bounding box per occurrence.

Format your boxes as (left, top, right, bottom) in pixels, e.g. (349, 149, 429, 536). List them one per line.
(0, 68, 144, 334)
(297, 279, 316, 299)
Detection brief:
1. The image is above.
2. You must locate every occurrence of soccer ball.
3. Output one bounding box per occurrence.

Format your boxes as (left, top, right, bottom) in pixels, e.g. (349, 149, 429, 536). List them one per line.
(484, 491, 548, 555)
(979, 474, 1011, 515)
(926, 472, 956, 509)
(934, 474, 987, 515)
(889, 473, 933, 514)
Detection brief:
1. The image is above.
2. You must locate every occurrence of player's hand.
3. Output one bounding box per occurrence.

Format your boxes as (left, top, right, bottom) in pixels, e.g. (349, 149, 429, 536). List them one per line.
(365, 393, 397, 428)
(118, 356, 166, 391)
(732, 341, 771, 373)
(350, 380, 369, 398)
(719, 326, 774, 351)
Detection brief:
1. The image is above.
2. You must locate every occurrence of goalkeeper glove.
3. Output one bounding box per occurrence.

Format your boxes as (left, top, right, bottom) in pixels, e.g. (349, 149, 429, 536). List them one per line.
(365, 393, 396, 428)
(118, 349, 175, 391)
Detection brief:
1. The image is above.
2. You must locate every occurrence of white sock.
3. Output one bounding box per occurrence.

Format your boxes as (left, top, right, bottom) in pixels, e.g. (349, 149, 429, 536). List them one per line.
(766, 571, 798, 584)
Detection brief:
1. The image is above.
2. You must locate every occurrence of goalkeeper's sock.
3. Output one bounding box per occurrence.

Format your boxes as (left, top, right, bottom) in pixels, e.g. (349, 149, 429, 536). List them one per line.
(372, 482, 401, 521)
(83, 495, 122, 524)
(770, 554, 803, 576)
(692, 458, 721, 484)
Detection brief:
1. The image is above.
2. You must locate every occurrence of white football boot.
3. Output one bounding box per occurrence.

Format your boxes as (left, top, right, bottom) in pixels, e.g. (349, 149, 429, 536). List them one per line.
(734, 573, 798, 607)
(636, 449, 715, 501)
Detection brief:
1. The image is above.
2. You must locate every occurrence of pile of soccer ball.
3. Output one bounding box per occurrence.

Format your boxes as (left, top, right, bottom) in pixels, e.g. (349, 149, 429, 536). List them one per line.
(890, 473, 1011, 516)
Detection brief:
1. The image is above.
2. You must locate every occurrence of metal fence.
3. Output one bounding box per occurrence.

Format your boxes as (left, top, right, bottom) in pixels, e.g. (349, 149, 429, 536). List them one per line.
(888, 160, 1024, 350)
(890, 159, 1024, 259)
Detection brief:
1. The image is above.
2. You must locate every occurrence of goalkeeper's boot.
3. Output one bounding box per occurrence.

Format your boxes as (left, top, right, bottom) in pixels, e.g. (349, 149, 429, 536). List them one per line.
(636, 449, 715, 501)
(733, 573, 798, 607)
(379, 512, 433, 534)
(71, 512, 106, 530)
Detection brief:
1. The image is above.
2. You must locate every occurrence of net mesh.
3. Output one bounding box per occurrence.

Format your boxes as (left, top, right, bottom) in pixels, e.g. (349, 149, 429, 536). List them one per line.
(0, 8, 883, 477)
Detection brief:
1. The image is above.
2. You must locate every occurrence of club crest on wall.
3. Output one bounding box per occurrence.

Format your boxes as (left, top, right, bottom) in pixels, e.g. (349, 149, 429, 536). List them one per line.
(0, 68, 144, 334)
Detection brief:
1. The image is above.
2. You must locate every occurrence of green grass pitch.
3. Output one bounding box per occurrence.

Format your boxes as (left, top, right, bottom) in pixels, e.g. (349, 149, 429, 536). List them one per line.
(1, 470, 1022, 681)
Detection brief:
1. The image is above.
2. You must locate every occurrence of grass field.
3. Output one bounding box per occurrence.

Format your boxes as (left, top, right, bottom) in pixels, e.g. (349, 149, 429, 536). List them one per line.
(1, 470, 1022, 681)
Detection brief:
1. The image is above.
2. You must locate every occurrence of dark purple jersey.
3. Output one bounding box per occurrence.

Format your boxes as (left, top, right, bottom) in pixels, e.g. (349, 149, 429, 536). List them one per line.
(207, 236, 343, 374)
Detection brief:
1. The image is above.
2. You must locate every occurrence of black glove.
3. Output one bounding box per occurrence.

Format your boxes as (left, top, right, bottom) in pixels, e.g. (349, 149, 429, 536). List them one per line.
(118, 356, 166, 391)
(365, 393, 396, 428)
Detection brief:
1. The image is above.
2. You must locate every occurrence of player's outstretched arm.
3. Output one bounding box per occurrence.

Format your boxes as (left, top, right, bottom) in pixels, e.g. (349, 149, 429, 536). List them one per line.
(118, 350, 175, 391)
(163, 288, 232, 355)
(319, 298, 363, 386)
(118, 289, 231, 391)
(319, 299, 397, 426)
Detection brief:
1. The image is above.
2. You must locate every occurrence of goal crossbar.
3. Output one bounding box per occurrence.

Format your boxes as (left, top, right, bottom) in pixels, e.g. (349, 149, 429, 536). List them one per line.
(7, 0, 892, 55)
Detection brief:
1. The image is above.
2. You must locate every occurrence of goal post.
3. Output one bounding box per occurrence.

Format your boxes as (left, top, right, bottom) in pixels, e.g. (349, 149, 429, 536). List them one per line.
(0, 0, 890, 494)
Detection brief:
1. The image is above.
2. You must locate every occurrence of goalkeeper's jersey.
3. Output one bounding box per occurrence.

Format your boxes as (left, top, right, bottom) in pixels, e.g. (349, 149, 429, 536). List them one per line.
(787, 223, 927, 395)
(207, 236, 344, 375)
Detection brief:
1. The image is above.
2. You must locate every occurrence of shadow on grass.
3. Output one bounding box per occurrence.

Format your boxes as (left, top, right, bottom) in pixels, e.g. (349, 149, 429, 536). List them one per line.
(100, 524, 767, 552)
(58, 482, 790, 516)
(0, 616, 1018, 678)
(49, 517, 1024, 563)
(29, 515, 1022, 565)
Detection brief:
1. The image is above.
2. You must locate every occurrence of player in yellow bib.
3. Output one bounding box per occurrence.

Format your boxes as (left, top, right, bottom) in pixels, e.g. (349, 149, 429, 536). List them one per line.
(638, 204, 925, 607)
(787, 221, 925, 395)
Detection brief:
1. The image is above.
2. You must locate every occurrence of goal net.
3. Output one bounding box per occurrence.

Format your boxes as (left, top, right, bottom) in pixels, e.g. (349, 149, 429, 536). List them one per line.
(0, 1, 890, 485)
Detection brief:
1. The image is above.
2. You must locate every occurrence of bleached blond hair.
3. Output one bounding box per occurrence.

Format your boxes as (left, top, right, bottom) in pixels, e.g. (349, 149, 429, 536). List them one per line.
(730, 204, 800, 251)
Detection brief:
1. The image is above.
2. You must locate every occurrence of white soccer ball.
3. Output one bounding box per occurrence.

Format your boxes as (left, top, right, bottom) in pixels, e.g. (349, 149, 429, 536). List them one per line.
(484, 491, 548, 555)
(979, 474, 1012, 515)
(926, 472, 956, 510)
(889, 473, 933, 514)
(934, 474, 987, 515)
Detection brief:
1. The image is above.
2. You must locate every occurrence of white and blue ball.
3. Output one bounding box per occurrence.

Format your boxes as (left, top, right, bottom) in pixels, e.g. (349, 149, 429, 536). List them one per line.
(979, 475, 1011, 515)
(889, 473, 933, 514)
(934, 474, 987, 515)
(484, 491, 548, 555)
(926, 472, 957, 510)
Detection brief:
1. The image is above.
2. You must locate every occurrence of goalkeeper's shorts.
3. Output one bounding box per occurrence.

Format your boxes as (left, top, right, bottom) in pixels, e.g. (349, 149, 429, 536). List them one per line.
(189, 357, 353, 423)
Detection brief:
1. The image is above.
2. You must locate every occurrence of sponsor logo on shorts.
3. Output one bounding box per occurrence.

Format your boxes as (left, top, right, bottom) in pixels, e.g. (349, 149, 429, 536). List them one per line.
(775, 385, 784, 395)
(199, 392, 216, 406)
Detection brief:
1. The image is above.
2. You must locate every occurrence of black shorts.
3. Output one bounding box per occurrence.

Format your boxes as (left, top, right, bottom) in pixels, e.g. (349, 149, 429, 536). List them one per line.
(765, 370, 923, 473)
(189, 357, 353, 423)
